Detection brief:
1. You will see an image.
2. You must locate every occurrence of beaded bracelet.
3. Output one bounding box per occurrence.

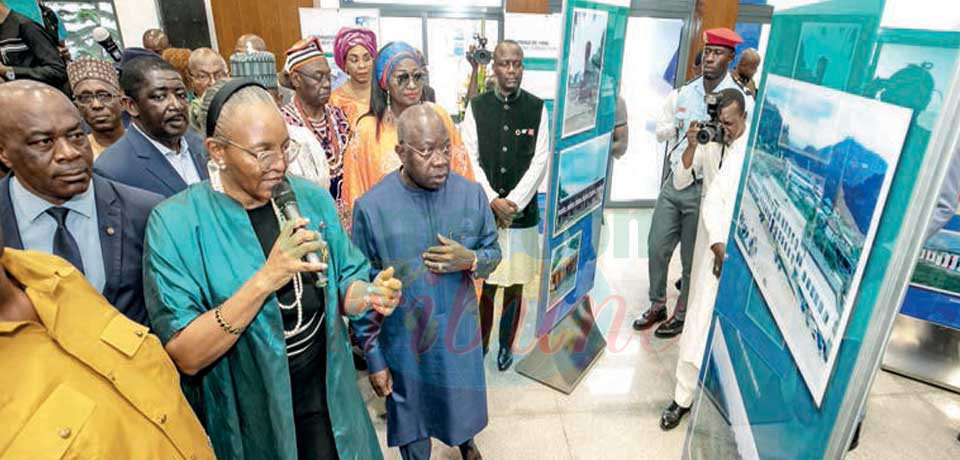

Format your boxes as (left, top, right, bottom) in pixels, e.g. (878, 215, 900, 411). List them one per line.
(215, 305, 242, 335)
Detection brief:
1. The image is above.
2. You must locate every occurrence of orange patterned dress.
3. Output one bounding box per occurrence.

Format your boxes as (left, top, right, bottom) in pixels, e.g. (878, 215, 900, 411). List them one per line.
(330, 84, 370, 129)
(341, 103, 475, 215)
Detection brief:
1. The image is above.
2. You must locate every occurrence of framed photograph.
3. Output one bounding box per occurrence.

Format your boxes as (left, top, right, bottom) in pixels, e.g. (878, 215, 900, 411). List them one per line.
(791, 22, 861, 90)
(560, 7, 607, 138)
(732, 74, 912, 405)
(553, 133, 611, 236)
(547, 231, 582, 311)
(47, 1, 123, 59)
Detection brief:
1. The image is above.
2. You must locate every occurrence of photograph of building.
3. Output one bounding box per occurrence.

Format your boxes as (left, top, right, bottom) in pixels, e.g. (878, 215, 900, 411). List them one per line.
(900, 216, 960, 329)
(561, 7, 607, 137)
(548, 231, 582, 310)
(732, 75, 912, 405)
(554, 133, 611, 235)
(911, 229, 960, 294)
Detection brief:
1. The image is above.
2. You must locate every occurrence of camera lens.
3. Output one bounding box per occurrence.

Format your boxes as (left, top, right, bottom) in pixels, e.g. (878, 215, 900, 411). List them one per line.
(697, 126, 715, 145)
(476, 49, 492, 65)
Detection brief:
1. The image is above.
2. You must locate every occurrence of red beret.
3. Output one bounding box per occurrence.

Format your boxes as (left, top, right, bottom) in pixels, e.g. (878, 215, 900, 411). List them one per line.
(703, 28, 743, 49)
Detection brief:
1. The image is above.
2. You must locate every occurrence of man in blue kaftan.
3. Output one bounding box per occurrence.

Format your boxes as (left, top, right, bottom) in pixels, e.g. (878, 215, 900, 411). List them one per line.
(351, 105, 501, 460)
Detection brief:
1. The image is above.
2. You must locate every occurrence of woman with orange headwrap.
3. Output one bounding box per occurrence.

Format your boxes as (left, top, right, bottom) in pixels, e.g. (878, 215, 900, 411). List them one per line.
(330, 27, 377, 128)
(341, 41, 474, 219)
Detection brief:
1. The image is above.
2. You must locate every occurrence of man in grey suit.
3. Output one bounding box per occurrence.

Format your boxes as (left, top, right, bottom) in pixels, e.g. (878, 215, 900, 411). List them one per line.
(0, 80, 161, 326)
(95, 56, 208, 197)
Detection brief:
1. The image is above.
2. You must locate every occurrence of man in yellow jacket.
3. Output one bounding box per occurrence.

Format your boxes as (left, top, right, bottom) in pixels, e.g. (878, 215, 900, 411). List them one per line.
(0, 224, 215, 459)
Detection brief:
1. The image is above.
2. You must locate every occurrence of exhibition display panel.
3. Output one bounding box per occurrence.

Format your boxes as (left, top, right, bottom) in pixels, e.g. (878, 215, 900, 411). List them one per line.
(515, 0, 629, 393)
(684, 1, 960, 459)
(878, 26, 960, 393)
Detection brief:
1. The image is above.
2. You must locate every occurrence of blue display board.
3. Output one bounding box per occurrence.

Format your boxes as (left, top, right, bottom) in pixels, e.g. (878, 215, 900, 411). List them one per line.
(877, 29, 960, 330)
(687, 1, 960, 458)
(901, 213, 960, 329)
(535, 0, 628, 335)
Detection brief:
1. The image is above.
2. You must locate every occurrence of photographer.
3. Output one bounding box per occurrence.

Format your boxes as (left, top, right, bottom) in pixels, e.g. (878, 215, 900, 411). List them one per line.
(660, 88, 750, 431)
(633, 28, 749, 338)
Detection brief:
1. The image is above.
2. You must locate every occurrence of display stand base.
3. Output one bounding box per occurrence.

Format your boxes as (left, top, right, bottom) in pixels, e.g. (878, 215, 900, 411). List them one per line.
(883, 313, 960, 394)
(515, 297, 607, 394)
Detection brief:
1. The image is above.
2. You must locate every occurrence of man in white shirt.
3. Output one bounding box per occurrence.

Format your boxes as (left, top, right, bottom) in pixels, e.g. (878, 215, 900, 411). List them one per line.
(661, 88, 750, 430)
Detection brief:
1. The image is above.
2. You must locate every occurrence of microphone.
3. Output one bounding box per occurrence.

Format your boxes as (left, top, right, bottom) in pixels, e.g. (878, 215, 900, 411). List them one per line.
(93, 27, 123, 62)
(272, 179, 328, 287)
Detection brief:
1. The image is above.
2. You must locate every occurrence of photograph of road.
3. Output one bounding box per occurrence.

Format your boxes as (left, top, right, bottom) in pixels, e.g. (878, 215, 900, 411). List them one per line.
(547, 232, 582, 310)
(561, 7, 608, 138)
(554, 133, 611, 236)
(732, 74, 912, 405)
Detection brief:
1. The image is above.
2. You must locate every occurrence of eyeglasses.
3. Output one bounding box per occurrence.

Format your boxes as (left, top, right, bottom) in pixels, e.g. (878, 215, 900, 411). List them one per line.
(215, 136, 302, 169)
(402, 142, 450, 160)
(295, 70, 331, 84)
(190, 70, 228, 83)
(392, 71, 426, 88)
(75, 91, 118, 105)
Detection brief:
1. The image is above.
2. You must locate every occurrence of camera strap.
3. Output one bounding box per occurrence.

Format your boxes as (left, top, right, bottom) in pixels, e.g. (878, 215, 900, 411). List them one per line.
(660, 139, 686, 186)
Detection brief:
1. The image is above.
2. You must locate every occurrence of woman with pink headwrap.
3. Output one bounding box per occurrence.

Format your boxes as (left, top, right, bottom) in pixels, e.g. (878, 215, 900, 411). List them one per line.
(330, 27, 378, 128)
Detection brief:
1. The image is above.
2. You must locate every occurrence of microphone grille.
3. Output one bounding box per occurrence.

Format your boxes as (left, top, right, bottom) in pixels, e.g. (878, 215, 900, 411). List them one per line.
(92, 27, 111, 42)
(271, 178, 296, 206)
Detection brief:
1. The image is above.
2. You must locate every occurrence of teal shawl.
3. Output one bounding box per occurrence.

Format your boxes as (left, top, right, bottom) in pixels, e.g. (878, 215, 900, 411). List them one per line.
(143, 176, 381, 460)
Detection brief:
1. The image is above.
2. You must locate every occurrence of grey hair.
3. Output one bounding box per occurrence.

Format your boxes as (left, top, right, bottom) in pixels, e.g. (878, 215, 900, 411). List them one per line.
(196, 79, 276, 137)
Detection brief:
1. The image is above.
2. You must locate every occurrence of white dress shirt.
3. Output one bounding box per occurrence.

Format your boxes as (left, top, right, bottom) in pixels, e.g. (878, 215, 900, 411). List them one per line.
(132, 122, 202, 185)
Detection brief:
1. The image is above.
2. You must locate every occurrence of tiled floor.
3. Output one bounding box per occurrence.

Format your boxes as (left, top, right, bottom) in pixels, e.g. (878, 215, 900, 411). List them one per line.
(356, 209, 960, 459)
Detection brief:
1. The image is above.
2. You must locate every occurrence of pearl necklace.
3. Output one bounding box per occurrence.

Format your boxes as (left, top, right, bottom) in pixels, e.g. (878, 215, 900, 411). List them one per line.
(270, 198, 310, 339)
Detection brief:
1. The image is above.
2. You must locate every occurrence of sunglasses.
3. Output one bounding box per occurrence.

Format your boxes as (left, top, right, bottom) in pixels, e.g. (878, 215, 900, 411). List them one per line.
(392, 72, 427, 88)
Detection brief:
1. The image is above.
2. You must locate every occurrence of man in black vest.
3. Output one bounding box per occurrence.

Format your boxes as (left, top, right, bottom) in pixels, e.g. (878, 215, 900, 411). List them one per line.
(462, 40, 550, 371)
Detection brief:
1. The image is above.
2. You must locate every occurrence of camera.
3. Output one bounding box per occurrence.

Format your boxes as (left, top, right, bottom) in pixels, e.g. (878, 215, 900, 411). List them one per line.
(696, 92, 726, 145)
(467, 34, 492, 66)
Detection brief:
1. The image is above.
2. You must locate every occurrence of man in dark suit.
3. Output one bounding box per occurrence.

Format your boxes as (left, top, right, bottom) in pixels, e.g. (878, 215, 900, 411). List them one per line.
(0, 80, 161, 326)
(0, 0, 68, 90)
(94, 56, 208, 197)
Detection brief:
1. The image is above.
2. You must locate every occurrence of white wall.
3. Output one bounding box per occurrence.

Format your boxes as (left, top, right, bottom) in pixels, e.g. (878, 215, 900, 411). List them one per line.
(115, 0, 161, 48)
